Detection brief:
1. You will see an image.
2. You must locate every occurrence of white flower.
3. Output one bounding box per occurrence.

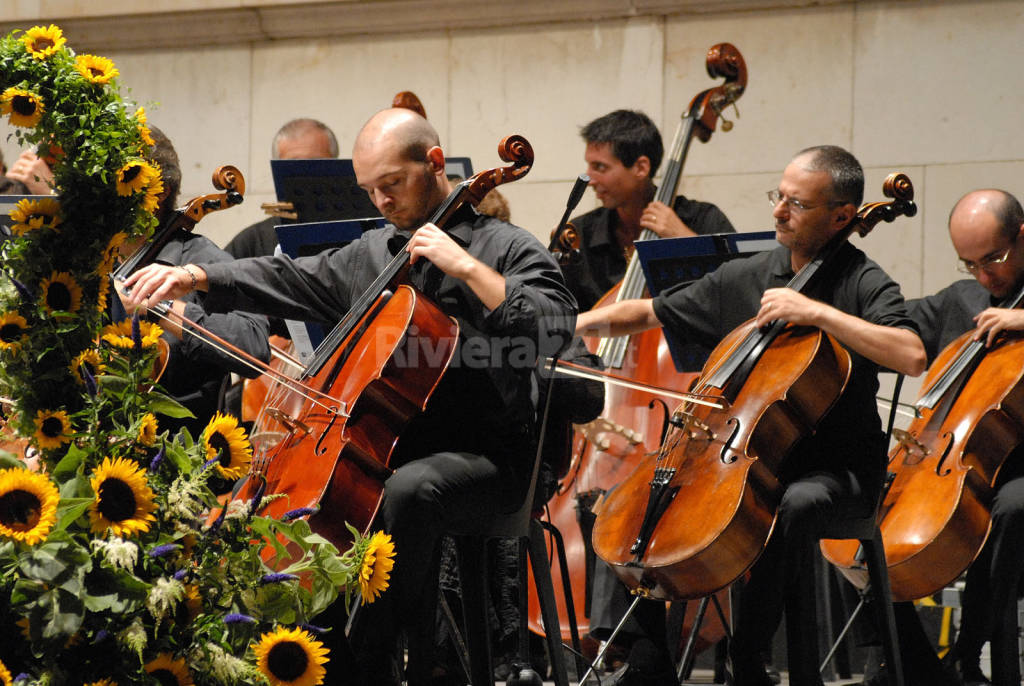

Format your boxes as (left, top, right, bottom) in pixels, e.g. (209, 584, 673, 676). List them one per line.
(147, 576, 185, 622)
(91, 535, 139, 570)
(167, 471, 207, 521)
(118, 616, 147, 657)
(194, 642, 257, 684)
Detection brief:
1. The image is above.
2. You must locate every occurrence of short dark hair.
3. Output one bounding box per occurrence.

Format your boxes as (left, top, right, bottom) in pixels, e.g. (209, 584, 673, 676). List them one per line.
(147, 125, 181, 218)
(795, 145, 864, 207)
(580, 109, 664, 177)
(271, 118, 339, 159)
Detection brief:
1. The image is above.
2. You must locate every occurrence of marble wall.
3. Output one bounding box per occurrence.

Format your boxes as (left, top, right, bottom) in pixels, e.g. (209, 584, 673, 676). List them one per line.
(2, 0, 1023, 305)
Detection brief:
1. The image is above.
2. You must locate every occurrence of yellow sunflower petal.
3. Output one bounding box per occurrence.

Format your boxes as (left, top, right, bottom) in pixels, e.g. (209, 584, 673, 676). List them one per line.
(358, 531, 395, 604)
(74, 54, 119, 84)
(100, 318, 164, 349)
(202, 412, 252, 480)
(22, 24, 65, 60)
(32, 409, 72, 450)
(70, 348, 104, 385)
(9, 197, 60, 235)
(137, 412, 158, 447)
(144, 654, 193, 686)
(88, 456, 157, 538)
(40, 271, 82, 315)
(0, 311, 29, 353)
(252, 626, 329, 686)
(0, 467, 60, 546)
(0, 87, 44, 128)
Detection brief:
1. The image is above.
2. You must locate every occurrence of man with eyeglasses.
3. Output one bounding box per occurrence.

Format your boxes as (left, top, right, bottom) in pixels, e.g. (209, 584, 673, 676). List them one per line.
(577, 145, 926, 686)
(894, 188, 1024, 686)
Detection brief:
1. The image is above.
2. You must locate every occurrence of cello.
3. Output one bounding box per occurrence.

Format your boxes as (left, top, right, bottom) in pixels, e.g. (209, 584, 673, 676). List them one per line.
(529, 42, 746, 648)
(590, 173, 917, 600)
(822, 283, 1024, 602)
(233, 136, 535, 552)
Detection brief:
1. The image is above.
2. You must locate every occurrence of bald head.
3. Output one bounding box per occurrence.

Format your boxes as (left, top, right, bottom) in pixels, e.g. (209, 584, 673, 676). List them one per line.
(353, 108, 440, 164)
(949, 189, 1024, 242)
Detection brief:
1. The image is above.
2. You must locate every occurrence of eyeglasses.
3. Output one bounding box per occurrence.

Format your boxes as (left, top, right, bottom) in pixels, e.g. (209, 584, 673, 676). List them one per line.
(766, 189, 840, 213)
(957, 247, 1013, 275)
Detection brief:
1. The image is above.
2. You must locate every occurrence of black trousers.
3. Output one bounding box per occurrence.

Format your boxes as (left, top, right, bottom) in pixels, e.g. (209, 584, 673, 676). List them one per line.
(957, 472, 1024, 686)
(321, 449, 526, 686)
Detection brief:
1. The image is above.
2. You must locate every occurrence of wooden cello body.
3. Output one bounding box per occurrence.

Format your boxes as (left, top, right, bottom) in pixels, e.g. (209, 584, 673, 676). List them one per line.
(528, 43, 747, 646)
(235, 136, 535, 554)
(821, 320, 1024, 602)
(592, 174, 917, 600)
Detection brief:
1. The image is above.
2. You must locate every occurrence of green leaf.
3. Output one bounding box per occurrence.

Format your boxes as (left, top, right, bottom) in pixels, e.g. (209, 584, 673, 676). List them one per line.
(148, 392, 194, 419)
(52, 442, 88, 480)
(83, 565, 148, 613)
(53, 497, 91, 533)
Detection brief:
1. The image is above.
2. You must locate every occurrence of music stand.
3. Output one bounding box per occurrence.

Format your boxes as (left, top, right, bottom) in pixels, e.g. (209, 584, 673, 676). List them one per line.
(274, 217, 386, 363)
(634, 230, 778, 371)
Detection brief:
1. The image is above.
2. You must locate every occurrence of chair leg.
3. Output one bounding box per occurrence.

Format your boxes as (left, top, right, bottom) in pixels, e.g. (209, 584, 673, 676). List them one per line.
(455, 535, 496, 686)
(861, 531, 905, 686)
(538, 518, 586, 679)
(528, 519, 570, 686)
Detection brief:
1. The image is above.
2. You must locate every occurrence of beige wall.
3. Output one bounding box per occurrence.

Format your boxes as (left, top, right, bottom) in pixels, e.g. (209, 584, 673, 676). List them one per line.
(2, 0, 1023, 304)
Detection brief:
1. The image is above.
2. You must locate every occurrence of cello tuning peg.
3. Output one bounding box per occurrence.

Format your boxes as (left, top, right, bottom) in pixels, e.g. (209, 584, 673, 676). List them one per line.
(721, 119, 733, 132)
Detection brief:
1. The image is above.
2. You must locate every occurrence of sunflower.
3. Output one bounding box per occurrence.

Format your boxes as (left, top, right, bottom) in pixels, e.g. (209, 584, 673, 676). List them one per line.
(0, 657, 11, 686)
(0, 311, 28, 353)
(115, 159, 157, 197)
(201, 412, 252, 480)
(74, 54, 118, 84)
(97, 231, 129, 275)
(84, 680, 117, 686)
(252, 626, 329, 686)
(0, 87, 44, 128)
(141, 170, 165, 214)
(33, 409, 72, 450)
(135, 107, 155, 147)
(9, 197, 61, 235)
(88, 456, 157, 537)
(40, 271, 82, 315)
(137, 412, 158, 447)
(144, 654, 193, 686)
(357, 530, 396, 604)
(100, 318, 163, 349)
(70, 348, 104, 385)
(21, 24, 65, 60)
(0, 467, 59, 546)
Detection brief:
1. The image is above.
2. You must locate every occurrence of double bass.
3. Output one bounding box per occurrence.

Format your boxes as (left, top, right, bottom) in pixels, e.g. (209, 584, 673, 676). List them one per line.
(234, 136, 535, 551)
(822, 281, 1024, 602)
(529, 42, 747, 649)
(591, 174, 917, 600)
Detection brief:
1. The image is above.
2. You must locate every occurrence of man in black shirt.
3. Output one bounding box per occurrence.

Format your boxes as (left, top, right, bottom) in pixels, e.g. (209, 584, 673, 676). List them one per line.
(223, 118, 339, 260)
(903, 189, 1024, 686)
(565, 109, 734, 311)
(122, 107, 577, 686)
(577, 145, 926, 686)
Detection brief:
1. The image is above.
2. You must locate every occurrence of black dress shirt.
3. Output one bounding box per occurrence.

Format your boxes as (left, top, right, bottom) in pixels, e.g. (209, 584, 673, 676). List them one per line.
(652, 242, 917, 486)
(564, 195, 736, 311)
(201, 205, 577, 469)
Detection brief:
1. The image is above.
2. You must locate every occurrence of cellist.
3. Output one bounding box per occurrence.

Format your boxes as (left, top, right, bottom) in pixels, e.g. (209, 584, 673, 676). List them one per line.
(121, 107, 577, 686)
(568, 108, 735, 684)
(564, 109, 735, 312)
(576, 145, 926, 685)
(860, 189, 1024, 686)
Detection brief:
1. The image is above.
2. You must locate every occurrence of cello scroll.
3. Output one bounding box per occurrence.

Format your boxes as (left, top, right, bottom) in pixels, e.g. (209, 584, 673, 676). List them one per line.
(464, 135, 534, 204)
(851, 172, 917, 238)
(690, 42, 748, 140)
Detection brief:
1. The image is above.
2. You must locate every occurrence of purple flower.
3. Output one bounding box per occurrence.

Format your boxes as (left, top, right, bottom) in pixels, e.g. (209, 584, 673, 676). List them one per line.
(148, 543, 180, 558)
(299, 623, 328, 635)
(14, 674, 30, 683)
(148, 444, 165, 471)
(259, 572, 299, 585)
(224, 613, 256, 624)
(93, 629, 110, 643)
(82, 363, 97, 397)
(246, 478, 267, 519)
(202, 457, 220, 472)
(131, 311, 143, 352)
(281, 507, 318, 522)
(7, 273, 33, 302)
(173, 568, 188, 581)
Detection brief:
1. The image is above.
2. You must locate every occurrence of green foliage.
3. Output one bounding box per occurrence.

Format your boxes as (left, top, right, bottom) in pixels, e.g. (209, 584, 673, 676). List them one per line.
(0, 25, 392, 685)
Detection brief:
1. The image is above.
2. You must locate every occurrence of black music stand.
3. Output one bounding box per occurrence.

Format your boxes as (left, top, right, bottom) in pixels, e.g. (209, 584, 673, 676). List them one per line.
(634, 230, 777, 372)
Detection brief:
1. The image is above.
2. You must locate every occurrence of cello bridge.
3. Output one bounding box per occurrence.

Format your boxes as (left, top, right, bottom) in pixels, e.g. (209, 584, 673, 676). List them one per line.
(669, 410, 715, 441)
(265, 407, 312, 436)
(574, 417, 644, 450)
(892, 428, 928, 458)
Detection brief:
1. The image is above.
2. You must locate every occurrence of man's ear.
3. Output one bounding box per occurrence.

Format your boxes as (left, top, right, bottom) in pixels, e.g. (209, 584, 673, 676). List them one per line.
(632, 155, 651, 180)
(426, 146, 446, 174)
(833, 202, 856, 229)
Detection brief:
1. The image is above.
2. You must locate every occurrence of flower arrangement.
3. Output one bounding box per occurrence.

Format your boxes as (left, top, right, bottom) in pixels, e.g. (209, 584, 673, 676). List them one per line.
(0, 25, 394, 685)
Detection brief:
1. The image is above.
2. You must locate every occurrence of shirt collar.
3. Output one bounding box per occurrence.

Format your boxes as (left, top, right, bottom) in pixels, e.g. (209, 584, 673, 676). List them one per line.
(769, 245, 795, 279)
